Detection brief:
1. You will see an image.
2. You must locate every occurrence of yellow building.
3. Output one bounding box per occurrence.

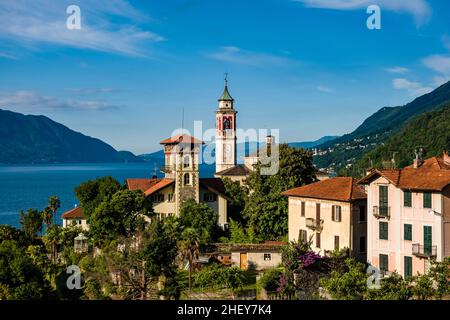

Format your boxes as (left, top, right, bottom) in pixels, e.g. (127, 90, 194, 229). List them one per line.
(283, 177, 367, 260)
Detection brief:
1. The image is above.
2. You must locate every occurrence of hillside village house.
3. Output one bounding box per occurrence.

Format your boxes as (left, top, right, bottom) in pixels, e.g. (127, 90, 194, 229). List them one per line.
(359, 152, 450, 278)
(62, 206, 88, 231)
(283, 177, 368, 261)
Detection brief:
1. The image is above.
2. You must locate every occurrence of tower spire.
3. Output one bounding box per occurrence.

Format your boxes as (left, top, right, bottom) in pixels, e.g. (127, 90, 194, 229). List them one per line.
(218, 73, 234, 102)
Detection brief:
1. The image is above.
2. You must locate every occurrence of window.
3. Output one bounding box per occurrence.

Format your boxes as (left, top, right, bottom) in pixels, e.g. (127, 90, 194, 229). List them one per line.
(264, 253, 272, 261)
(316, 233, 321, 248)
(183, 156, 191, 168)
(332, 205, 342, 222)
(152, 194, 164, 203)
(404, 256, 412, 279)
(203, 193, 217, 202)
(404, 224, 412, 241)
(423, 192, 432, 209)
(223, 117, 231, 130)
(379, 254, 389, 272)
(299, 229, 307, 244)
(379, 221, 388, 240)
(168, 194, 175, 202)
(334, 236, 340, 250)
(183, 173, 191, 186)
(359, 236, 366, 253)
(301, 201, 305, 217)
(404, 191, 412, 207)
(379, 185, 388, 215)
(359, 206, 366, 222)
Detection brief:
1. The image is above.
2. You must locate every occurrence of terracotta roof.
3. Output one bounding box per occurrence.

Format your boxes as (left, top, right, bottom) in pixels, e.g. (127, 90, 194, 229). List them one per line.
(61, 207, 85, 219)
(143, 179, 174, 196)
(160, 134, 204, 145)
(359, 156, 450, 192)
(282, 177, 367, 202)
(126, 178, 160, 192)
(215, 164, 251, 177)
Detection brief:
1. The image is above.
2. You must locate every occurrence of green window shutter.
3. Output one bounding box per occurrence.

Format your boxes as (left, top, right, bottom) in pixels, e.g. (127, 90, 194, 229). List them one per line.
(423, 192, 432, 209)
(404, 191, 412, 207)
(379, 185, 389, 216)
(404, 224, 412, 241)
(379, 254, 388, 271)
(379, 222, 388, 240)
(404, 256, 412, 279)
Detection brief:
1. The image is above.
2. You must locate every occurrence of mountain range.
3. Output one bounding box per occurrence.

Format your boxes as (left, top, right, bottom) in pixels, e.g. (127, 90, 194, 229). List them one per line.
(314, 81, 450, 171)
(0, 109, 143, 164)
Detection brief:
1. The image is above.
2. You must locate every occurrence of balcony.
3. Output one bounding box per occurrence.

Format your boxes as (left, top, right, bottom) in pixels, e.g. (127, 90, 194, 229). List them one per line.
(372, 206, 390, 219)
(412, 244, 437, 258)
(306, 218, 324, 232)
(160, 166, 174, 174)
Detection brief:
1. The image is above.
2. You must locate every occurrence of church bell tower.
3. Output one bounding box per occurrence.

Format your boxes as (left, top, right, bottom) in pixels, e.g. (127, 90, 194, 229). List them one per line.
(215, 75, 237, 173)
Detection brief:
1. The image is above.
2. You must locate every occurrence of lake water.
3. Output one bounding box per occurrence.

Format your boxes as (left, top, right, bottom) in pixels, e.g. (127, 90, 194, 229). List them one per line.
(0, 163, 216, 227)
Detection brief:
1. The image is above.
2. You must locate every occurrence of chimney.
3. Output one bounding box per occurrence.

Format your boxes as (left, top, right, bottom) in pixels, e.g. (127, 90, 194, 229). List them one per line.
(266, 135, 274, 157)
(444, 151, 450, 165)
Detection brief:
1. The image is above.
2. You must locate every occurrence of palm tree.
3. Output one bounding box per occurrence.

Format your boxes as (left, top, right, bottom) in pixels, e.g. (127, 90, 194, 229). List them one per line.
(20, 208, 43, 241)
(48, 196, 61, 225)
(179, 228, 200, 291)
(41, 206, 53, 229)
(48, 196, 60, 264)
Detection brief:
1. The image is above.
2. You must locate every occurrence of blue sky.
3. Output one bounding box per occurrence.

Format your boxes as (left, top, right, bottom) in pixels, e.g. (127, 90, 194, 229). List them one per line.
(0, 0, 449, 154)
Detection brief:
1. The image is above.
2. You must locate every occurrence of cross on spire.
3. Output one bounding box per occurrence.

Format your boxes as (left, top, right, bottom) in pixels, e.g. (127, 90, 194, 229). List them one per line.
(224, 72, 228, 86)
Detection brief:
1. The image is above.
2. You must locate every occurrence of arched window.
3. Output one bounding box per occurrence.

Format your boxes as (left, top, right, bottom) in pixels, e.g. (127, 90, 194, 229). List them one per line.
(184, 173, 191, 186)
(183, 155, 191, 168)
(223, 117, 231, 130)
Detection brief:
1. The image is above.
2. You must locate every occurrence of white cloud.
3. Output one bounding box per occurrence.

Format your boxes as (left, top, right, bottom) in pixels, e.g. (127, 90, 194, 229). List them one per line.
(207, 46, 294, 66)
(0, 0, 164, 57)
(66, 88, 119, 95)
(392, 78, 432, 97)
(317, 85, 334, 93)
(385, 67, 409, 74)
(422, 55, 450, 76)
(0, 91, 120, 111)
(294, 0, 432, 25)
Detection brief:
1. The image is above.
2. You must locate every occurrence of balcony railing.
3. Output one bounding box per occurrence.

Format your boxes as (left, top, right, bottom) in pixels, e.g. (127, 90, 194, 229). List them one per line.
(412, 244, 437, 258)
(160, 166, 174, 174)
(372, 206, 390, 219)
(305, 218, 324, 232)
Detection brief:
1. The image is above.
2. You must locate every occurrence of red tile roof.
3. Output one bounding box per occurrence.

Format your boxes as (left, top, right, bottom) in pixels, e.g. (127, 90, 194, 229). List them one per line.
(143, 179, 174, 196)
(160, 134, 204, 145)
(282, 177, 367, 202)
(126, 178, 160, 192)
(61, 207, 85, 219)
(359, 156, 450, 192)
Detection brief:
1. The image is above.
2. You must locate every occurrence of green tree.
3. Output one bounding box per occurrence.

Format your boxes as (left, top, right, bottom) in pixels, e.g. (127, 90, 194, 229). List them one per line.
(89, 189, 151, 245)
(413, 273, 434, 300)
(367, 272, 413, 300)
(179, 227, 201, 290)
(75, 176, 122, 219)
(222, 177, 248, 222)
(0, 240, 52, 299)
(20, 208, 43, 240)
(243, 144, 316, 240)
(320, 258, 368, 300)
(0, 224, 28, 246)
(228, 219, 260, 244)
(178, 199, 218, 243)
(48, 195, 61, 225)
(143, 217, 179, 299)
(429, 258, 450, 299)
